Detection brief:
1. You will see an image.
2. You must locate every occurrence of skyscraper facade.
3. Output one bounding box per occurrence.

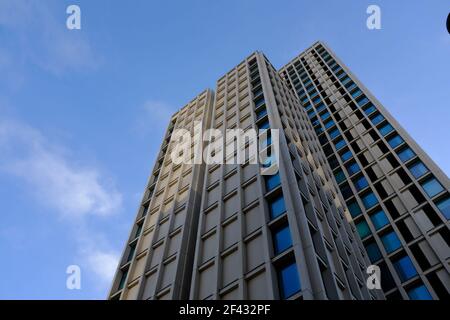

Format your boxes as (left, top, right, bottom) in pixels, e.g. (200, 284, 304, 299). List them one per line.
(109, 42, 449, 300)
(279, 42, 450, 300)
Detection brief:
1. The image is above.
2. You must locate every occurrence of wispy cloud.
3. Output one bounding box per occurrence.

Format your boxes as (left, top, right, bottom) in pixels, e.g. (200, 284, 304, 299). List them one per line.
(0, 120, 122, 218)
(0, 0, 99, 76)
(0, 118, 122, 293)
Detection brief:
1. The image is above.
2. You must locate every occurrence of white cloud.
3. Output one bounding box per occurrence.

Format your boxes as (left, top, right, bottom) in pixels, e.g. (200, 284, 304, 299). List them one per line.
(0, 120, 122, 218)
(0, 118, 123, 294)
(84, 249, 120, 285)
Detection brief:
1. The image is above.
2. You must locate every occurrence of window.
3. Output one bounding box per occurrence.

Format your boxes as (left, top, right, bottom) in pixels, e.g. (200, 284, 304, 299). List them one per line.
(435, 196, 450, 220)
(387, 135, 404, 149)
(277, 262, 301, 299)
(365, 241, 382, 263)
(356, 220, 371, 238)
(363, 103, 376, 115)
(397, 147, 416, 162)
(408, 161, 429, 179)
(265, 173, 281, 191)
(334, 169, 346, 184)
(134, 224, 143, 239)
(356, 96, 369, 106)
(320, 111, 331, 121)
(379, 123, 394, 136)
(127, 243, 136, 262)
(361, 192, 378, 209)
(346, 161, 361, 176)
(370, 210, 389, 230)
(256, 108, 267, 119)
(324, 119, 335, 129)
(421, 178, 444, 198)
(258, 120, 270, 130)
(370, 113, 385, 125)
(329, 128, 340, 139)
(254, 96, 265, 108)
(340, 149, 353, 162)
(334, 138, 346, 150)
(118, 269, 129, 290)
(347, 200, 362, 218)
(353, 175, 369, 191)
(340, 183, 353, 199)
(381, 231, 402, 253)
(393, 255, 418, 282)
(316, 103, 326, 113)
(273, 225, 292, 254)
(269, 194, 287, 219)
(351, 89, 362, 98)
(407, 284, 433, 300)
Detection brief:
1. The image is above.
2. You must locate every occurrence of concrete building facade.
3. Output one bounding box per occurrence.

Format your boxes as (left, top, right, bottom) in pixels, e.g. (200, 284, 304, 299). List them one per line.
(109, 42, 449, 300)
(280, 42, 450, 300)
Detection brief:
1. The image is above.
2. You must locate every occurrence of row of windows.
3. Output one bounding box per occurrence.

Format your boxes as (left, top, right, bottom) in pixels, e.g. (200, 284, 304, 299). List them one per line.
(251, 59, 301, 299)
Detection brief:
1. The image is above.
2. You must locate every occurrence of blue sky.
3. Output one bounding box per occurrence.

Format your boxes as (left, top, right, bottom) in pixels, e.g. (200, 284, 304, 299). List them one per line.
(0, 0, 448, 299)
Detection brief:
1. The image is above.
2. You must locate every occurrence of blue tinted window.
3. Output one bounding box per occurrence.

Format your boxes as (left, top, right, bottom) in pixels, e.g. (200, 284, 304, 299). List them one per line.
(351, 89, 362, 98)
(265, 174, 281, 191)
(387, 135, 404, 148)
(379, 123, 394, 136)
(357, 96, 369, 106)
(370, 210, 389, 230)
(365, 241, 382, 263)
(312, 118, 320, 127)
(320, 111, 331, 121)
(273, 225, 292, 254)
(436, 197, 450, 220)
(346, 82, 357, 90)
(381, 231, 402, 253)
(329, 128, 340, 139)
(316, 103, 326, 113)
(347, 200, 362, 218)
(256, 108, 267, 119)
(278, 262, 301, 299)
(356, 220, 371, 239)
(334, 138, 346, 150)
(346, 161, 360, 176)
(258, 120, 270, 130)
(363, 103, 376, 115)
(353, 175, 369, 191)
(361, 192, 378, 209)
(397, 147, 416, 162)
(370, 113, 385, 125)
(340, 149, 353, 162)
(269, 195, 286, 219)
(324, 119, 335, 129)
(421, 178, 444, 198)
(254, 97, 265, 108)
(407, 284, 433, 300)
(334, 170, 346, 184)
(393, 255, 418, 282)
(313, 97, 321, 105)
(408, 161, 429, 178)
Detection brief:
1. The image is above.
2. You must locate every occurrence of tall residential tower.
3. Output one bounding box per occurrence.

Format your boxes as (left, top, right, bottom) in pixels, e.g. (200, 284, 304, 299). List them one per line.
(109, 42, 449, 300)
